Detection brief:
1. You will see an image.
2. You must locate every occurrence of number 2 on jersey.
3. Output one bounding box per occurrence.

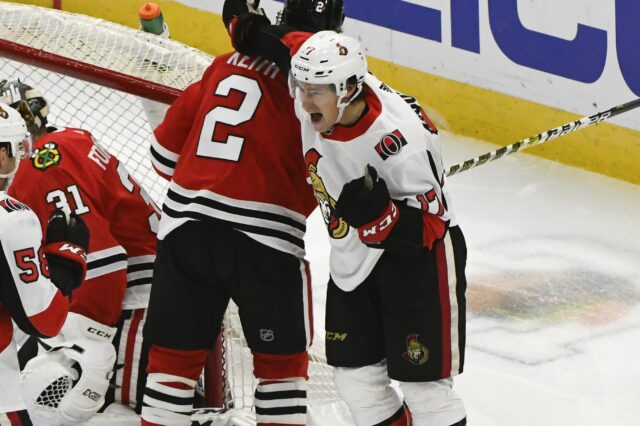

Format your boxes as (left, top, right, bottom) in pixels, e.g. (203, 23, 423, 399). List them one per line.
(197, 75, 262, 162)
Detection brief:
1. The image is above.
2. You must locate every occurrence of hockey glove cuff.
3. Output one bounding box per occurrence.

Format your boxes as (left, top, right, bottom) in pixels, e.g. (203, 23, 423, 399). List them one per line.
(45, 209, 89, 296)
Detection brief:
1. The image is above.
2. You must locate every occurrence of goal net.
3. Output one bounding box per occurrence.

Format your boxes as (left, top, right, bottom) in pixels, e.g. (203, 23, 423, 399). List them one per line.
(0, 3, 350, 423)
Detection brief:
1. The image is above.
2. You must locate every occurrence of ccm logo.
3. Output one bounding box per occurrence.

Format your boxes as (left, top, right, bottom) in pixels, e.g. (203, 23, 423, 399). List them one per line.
(87, 327, 112, 339)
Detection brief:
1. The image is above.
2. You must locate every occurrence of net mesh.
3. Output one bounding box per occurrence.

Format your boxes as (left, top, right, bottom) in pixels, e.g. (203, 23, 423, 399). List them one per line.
(0, 3, 348, 421)
(35, 375, 74, 409)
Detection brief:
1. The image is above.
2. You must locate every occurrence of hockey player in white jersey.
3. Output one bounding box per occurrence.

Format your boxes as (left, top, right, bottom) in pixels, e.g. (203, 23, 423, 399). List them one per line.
(288, 32, 468, 426)
(0, 102, 89, 424)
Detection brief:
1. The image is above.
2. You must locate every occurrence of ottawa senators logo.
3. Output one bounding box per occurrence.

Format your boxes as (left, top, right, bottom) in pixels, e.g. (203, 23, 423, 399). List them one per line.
(31, 142, 61, 171)
(375, 129, 407, 160)
(0, 197, 30, 213)
(403, 334, 429, 365)
(305, 148, 349, 239)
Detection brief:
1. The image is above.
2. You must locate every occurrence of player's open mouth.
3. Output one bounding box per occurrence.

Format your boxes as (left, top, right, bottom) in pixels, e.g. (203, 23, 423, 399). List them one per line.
(310, 112, 323, 123)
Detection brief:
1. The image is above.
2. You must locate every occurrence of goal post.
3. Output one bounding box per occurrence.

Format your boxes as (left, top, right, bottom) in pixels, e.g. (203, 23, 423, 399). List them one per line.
(0, 3, 349, 422)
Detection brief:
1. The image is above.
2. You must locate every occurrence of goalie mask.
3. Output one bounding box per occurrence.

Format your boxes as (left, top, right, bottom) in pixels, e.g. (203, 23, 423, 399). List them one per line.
(0, 79, 49, 136)
(278, 0, 345, 32)
(21, 339, 116, 424)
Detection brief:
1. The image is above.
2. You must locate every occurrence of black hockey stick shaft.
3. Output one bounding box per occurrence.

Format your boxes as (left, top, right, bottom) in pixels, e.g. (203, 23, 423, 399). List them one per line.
(446, 98, 640, 177)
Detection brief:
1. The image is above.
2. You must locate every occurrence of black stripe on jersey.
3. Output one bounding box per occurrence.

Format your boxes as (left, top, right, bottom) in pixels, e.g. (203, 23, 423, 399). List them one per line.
(87, 253, 128, 271)
(162, 205, 305, 250)
(127, 277, 152, 288)
(167, 189, 306, 232)
(150, 145, 177, 169)
(127, 262, 154, 273)
(254, 389, 307, 400)
(427, 151, 449, 211)
(254, 406, 307, 416)
(144, 387, 193, 407)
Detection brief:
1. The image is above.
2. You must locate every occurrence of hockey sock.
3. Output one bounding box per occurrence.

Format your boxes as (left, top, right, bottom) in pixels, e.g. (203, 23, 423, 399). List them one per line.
(141, 344, 208, 426)
(253, 351, 309, 425)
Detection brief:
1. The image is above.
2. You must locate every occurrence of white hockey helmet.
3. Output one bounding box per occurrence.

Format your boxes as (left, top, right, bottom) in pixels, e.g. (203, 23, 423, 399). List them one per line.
(290, 31, 367, 108)
(0, 102, 31, 180)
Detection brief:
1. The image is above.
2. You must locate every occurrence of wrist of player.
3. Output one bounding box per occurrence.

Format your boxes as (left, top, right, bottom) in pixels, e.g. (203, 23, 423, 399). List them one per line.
(44, 242, 87, 296)
(356, 199, 400, 245)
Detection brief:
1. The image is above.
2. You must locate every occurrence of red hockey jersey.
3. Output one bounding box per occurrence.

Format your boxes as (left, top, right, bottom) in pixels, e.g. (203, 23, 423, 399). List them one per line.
(9, 128, 159, 326)
(0, 192, 69, 412)
(150, 51, 316, 258)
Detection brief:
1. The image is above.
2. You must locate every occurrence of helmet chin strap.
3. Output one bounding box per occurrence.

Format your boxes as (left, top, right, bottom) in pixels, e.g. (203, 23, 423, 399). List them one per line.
(334, 83, 363, 126)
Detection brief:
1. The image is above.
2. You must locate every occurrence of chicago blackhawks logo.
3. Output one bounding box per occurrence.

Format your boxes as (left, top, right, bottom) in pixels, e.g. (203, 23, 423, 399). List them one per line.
(305, 149, 349, 239)
(402, 334, 429, 365)
(31, 142, 61, 171)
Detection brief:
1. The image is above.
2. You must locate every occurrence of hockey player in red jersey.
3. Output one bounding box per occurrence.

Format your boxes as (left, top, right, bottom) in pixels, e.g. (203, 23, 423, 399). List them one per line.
(0, 102, 88, 424)
(140, 1, 343, 425)
(1, 81, 159, 421)
(224, 20, 469, 425)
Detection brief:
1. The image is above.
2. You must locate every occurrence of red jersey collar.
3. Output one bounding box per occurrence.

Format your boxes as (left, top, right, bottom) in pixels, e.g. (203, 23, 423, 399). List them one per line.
(321, 84, 381, 142)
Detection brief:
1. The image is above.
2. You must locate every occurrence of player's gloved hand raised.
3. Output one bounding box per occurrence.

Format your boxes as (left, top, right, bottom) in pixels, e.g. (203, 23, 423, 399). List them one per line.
(44, 209, 89, 296)
(222, 0, 270, 52)
(334, 165, 400, 245)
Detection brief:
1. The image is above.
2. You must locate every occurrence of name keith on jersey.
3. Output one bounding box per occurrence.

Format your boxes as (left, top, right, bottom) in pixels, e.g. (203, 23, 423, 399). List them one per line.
(227, 52, 281, 80)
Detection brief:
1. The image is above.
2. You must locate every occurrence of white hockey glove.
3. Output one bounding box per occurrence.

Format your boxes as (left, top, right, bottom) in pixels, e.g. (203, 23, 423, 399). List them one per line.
(191, 407, 256, 426)
(21, 338, 117, 424)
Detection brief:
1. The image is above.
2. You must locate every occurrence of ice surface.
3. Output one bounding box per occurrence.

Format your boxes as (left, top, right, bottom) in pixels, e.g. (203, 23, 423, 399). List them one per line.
(304, 131, 640, 425)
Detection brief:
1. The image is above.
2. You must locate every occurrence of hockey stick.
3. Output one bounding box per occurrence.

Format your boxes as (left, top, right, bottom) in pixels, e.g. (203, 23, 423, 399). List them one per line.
(445, 98, 640, 177)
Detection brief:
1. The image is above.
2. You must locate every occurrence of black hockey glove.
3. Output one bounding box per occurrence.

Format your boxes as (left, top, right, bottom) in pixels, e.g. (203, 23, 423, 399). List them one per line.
(223, 0, 271, 53)
(334, 165, 400, 246)
(44, 209, 89, 296)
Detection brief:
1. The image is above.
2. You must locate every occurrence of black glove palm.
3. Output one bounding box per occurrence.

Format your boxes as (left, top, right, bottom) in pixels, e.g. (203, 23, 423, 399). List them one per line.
(45, 209, 89, 296)
(223, 0, 271, 53)
(334, 165, 391, 228)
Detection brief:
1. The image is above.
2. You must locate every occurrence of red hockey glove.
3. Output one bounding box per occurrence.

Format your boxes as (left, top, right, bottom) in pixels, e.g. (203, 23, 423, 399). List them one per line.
(334, 165, 400, 246)
(44, 209, 89, 296)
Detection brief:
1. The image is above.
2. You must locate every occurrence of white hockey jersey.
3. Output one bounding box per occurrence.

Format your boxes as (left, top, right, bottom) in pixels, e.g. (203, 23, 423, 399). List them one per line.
(298, 73, 457, 291)
(0, 191, 69, 413)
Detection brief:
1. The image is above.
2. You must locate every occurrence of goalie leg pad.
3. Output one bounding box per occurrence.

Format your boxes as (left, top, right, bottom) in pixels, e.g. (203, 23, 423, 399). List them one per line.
(333, 361, 404, 426)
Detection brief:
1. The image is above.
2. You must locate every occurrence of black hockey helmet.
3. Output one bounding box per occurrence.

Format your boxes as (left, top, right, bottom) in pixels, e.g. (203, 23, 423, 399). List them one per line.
(0, 79, 49, 136)
(279, 0, 345, 32)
